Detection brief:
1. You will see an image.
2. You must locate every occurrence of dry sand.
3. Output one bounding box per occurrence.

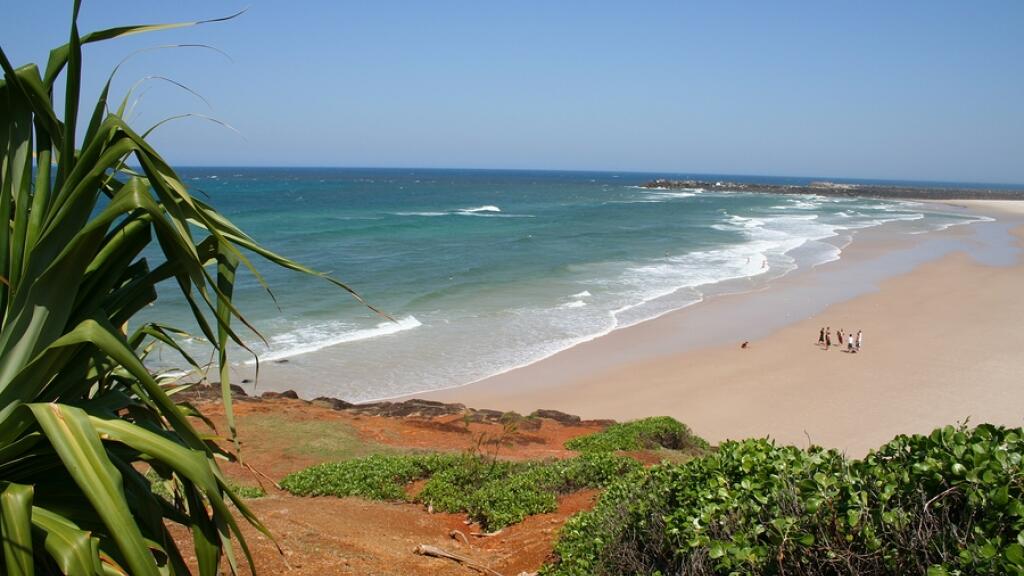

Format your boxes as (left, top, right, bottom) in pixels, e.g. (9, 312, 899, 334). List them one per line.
(423, 202, 1024, 456)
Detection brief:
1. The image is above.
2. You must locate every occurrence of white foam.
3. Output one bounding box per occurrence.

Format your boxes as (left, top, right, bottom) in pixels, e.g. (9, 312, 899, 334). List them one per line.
(727, 215, 767, 229)
(458, 205, 501, 213)
(561, 300, 587, 309)
(393, 211, 448, 217)
(247, 316, 423, 364)
(392, 206, 532, 218)
(571, 290, 592, 298)
(644, 191, 697, 200)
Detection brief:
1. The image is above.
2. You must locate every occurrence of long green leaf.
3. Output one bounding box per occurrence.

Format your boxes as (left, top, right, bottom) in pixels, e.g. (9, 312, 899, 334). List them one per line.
(0, 482, 34, 576)
(30, 507, 104, 575)
(29, 403, 160, 576)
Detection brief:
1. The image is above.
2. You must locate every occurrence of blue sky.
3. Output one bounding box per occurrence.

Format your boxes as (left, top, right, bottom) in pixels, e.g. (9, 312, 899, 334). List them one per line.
(3, 1, 1023, 183)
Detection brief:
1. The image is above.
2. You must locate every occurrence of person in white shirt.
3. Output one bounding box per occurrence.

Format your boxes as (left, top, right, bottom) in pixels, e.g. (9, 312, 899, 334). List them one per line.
(847, 333, 855, 352)
(857, 330, 863, 351)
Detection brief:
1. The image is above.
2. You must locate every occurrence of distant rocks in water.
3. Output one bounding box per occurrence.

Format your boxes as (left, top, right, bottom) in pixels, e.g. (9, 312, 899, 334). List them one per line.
(642, 178, 1024, 200)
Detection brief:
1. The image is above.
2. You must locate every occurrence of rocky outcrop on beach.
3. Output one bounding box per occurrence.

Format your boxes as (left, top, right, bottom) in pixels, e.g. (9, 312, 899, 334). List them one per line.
(642, 178, 1024, 200)
(176, 382, 607, 427)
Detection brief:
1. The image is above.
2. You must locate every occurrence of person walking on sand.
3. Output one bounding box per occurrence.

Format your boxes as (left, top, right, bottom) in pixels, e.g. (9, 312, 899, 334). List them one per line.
(857, 330, 863, 351)
(825, 326, 831, 350)
(818, 327, 825, 346)
(847, 333, 855, 352)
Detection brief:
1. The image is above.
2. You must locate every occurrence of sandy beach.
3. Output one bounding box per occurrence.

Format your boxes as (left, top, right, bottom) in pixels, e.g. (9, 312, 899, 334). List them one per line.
(422, 201, 1024, 456)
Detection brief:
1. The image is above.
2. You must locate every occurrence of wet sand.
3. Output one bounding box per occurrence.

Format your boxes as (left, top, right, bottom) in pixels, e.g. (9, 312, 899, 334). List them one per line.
(422, 201, 1024, 456)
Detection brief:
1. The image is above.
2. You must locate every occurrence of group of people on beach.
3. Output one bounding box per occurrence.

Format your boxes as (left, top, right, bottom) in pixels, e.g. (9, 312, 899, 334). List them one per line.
(818, 326, 862, 353)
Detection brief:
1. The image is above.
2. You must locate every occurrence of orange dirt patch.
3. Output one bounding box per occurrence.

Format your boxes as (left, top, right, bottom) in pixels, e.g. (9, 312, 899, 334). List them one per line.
(181, 398, 613, 574)
(171, 488, 597, 575)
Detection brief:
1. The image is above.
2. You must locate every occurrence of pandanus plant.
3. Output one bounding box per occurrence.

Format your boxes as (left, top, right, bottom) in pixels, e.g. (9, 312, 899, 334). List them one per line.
(0, 3, 371, 574)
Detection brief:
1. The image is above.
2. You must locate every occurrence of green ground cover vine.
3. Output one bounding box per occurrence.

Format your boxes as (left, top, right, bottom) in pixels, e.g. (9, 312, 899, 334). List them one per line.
(281, 451, 641, 530)
(545, 424, 1024, 576)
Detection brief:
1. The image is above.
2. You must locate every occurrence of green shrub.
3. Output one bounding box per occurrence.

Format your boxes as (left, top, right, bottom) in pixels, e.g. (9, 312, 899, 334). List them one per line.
(418, 457, 522, 513)
(468, 453, 644, 529)
(544, 424, 1024, 576)
(543, 451, 645, 492)
(565, 416, 709, 453)
(280, 453, 461, 499)
(282, 451, 639, 530)
(469, 473, 560, 528)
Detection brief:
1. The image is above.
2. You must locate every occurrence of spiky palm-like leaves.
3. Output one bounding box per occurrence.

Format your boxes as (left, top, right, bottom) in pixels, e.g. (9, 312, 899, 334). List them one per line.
(0, 4, 365, 574)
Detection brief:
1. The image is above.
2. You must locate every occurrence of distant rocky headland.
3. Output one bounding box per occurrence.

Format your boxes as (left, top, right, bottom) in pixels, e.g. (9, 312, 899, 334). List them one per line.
(642, 179, 1024, 200)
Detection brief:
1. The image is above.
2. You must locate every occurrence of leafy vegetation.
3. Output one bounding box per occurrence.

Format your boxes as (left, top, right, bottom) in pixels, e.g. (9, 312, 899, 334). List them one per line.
(147, 470, 265, 500)
(0, 4, 368, 574)
(564, 416, 709, 454)
(280, 453, 463, 500)
(281, 452, 640, 530)
(544, 424, 1024, 576)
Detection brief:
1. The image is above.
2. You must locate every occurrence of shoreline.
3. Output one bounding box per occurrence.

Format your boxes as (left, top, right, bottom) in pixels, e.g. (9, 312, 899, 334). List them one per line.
(414, 201, 1024, 455)
(393, 201, 1006, 400)
(238, 201, 997, 403)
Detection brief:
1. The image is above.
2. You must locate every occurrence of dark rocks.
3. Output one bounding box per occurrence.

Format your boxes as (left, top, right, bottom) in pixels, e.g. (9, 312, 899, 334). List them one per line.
(463, 408, 505, 424)
(530, 409, 582, 425)
(260, 389, 299, 400)
(642, 179, 1024, 201)
(174, 382, 250, 402)
(179, 385, 596, 429)
(311, 396, 355, 410)
(347, 399, 468, 419)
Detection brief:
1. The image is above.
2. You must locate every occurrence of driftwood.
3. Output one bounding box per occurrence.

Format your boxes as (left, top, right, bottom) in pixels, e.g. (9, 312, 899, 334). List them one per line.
(449, 529, 470, 545)
(470, 529, 503, 538)
(413, 544, 504, 576)
(242, 461, 282, 491)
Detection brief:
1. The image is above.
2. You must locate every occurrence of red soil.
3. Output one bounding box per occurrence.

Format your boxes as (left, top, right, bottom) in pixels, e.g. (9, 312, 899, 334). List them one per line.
(177, 399, 611, 575)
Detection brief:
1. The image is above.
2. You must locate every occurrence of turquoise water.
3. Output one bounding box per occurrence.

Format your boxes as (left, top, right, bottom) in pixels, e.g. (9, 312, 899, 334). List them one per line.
(142, 168, 987, 400)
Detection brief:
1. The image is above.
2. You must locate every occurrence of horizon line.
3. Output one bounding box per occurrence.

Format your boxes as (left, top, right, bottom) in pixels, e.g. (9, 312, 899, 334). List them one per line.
(162, 164, 1024, 189)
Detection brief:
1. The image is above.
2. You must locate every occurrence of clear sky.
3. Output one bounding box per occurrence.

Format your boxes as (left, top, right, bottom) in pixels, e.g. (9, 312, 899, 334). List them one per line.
(3, 1, 1023, 183)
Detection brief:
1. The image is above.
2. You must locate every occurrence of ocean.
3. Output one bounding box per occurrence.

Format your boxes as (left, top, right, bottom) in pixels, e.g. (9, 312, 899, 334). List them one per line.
(141, 167, 988, 400)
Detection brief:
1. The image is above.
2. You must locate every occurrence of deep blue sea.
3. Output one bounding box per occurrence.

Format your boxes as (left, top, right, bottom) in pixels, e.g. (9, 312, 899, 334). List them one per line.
(141, 167, 990, 400)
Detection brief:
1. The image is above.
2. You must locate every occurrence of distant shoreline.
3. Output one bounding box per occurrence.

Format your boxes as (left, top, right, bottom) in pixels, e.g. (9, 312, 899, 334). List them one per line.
(642, 178, 1024, 200)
